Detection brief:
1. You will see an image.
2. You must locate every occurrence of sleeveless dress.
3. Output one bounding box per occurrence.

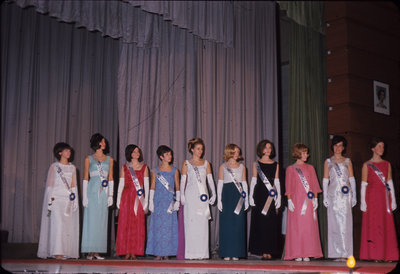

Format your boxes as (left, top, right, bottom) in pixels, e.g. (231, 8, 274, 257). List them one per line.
(326, 157, 353, 258)
(37, 162, 79, 259)
(219, 164, 246, 258)
(116, 164, 147, 256)
(81, 156, 110, 253)
(360, 161, 399, 261)
(284, 163, 323, 260)
(184, 160, 211, 259)
(249, 161, 280, 256)
(146, 166, 178, 256)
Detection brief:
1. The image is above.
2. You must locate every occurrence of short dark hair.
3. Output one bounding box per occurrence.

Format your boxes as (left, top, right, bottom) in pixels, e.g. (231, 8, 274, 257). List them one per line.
(188, 138, 205, 157)
(156, 145, 173, 164)
(53, 142, 72, 161)
(125, 144, 143, 162)
(331, 135, 347, 155)
(90, 133, 104, 151)
(370, 137, 385, 149)
(256, 139, 276, 159)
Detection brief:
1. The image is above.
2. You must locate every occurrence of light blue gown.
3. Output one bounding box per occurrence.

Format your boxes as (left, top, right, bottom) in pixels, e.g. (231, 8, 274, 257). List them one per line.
(146, 166, 178, 256)
(81, 156, 110, 253)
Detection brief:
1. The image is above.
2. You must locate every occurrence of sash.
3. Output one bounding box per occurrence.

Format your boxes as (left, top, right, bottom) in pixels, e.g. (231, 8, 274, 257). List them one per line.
(256, 162, 276, 215)
(224, 164, 246, 215)
(295, 167, 316, 220)
(96, 159, 109, 199)
(156, 173, 176, 214)
(127, 165, 146, 216)
(55, 164, 75, 216)
(332, 162, 350, 195)
(368, 162, 391, 213)
(187, 161, 211, 219)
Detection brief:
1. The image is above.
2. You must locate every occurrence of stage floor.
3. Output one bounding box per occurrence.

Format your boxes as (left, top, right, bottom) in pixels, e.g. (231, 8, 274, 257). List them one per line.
(2, 258, 397, 274)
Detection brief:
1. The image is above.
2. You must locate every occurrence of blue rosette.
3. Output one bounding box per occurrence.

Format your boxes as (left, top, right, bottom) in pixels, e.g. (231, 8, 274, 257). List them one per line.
(69, 193, 76, 201)
(341, 185, 349, 194)
(269, 189, 277, 197)
(101, 180, 108, 187)
(241, 191, 247, 199)
(200, 194, 208, 202)
(137, 189, 144, 196)
(307, 191, 314, 199)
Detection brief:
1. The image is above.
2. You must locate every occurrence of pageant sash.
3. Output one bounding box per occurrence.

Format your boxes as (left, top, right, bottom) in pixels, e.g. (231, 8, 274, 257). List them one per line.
(295, 167, 316, 220)
(127, 165, 146, 215)
(332, 161, 350, 195)
(156, 173, 176, 214)
(187, 161, 211, 219)
(256, 162, 276, 215)
(55, 164, 74, 216)
(224, 164, 246, 215)
(96, 159, 109, 199)
(368, 162, 391, 213)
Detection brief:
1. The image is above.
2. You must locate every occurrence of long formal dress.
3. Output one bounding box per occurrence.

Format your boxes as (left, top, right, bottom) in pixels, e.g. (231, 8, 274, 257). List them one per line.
(81, 156, 110, 253)
(326, 157, 353, 258)
(183, 160, 212, 259)
(146, 167, 178, 256)
(219, 164, 246, 258)
(37, 162, 79, 259)
(284, 163, 323, 260)
(249, 161, 280, 257)
(116, 164, 146, 256)
(360, 161, 399, 261)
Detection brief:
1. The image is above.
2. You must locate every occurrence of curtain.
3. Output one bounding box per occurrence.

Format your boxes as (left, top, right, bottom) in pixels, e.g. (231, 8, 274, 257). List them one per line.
(1, 2, 120, 242)
(279, 1, 328, 256)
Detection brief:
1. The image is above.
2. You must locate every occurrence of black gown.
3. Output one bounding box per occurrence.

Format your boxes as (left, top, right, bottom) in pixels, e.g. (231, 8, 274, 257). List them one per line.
(249, 161, 281, 256)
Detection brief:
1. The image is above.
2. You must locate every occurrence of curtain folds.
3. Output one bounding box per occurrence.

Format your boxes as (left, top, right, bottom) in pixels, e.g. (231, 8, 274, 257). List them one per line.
(11, 0, 234, 47)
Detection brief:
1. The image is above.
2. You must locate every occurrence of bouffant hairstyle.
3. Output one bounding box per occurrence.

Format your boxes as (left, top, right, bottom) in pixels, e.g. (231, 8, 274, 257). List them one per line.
(156, 145, 173, 164)
(90, 133, 104, 151)
(53, 142, 72, 161)
(331, 135, 347, 155)
(223, 144, 243, 162)
(188, 138, 205, 157)
(369, 137, 385, 149)
(125, 144, 143, 162)
(291, 143, 308, 160)
(256, 139, 276, 159)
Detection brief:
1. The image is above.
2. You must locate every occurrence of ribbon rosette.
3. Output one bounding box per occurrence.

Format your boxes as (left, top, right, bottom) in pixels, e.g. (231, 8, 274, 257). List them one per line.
(341, 185, 349, 194)
(101, 180, 108, 187)
(137, 189, 144, 196)
(69, 193, 76, 201)
(241, 191, 247, 199)
(269, 189, 277, 197)
(200, 194, 208, 202)
(307, 191, 314, 199)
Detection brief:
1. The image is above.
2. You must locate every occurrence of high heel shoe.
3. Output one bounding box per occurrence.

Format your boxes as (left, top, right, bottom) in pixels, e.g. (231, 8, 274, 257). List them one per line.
(93, 254, 105, 260)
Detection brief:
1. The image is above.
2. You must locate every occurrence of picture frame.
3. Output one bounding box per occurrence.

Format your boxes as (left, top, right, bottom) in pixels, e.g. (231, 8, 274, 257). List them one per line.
(373, 80, 390, 115)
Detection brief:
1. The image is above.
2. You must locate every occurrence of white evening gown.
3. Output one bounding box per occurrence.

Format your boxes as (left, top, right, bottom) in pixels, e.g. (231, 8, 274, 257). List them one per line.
(37, 162, 79, 259)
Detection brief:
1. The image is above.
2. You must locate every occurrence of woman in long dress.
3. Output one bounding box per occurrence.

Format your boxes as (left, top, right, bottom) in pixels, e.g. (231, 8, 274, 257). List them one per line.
(116, 144, 149, 260)
(284, 143, 322, 261)
(360, 138, 398, 261)
(249, 140, 281, 259)
(180, 138, 216, 259)
(323, 135, 356, 260)
(217, 144, 249, 261)
(146, 145, 180, 260)
(81, 133, 114, 260)
(37, 142, 79, 259)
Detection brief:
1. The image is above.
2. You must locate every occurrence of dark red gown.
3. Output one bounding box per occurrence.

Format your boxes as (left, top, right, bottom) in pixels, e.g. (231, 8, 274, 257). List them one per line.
(360, 161, 399, 261)
(116, 164, 146, 255)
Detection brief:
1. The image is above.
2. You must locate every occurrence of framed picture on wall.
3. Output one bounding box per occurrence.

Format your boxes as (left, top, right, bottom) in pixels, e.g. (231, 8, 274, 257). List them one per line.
(373, 80, 390, 115)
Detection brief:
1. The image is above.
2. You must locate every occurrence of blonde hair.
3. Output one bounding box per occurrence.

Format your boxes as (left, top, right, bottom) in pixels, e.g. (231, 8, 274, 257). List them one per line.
(223, 144, 243, 162)
(188, 138, 205, 155)
(291, 143, 308, 160)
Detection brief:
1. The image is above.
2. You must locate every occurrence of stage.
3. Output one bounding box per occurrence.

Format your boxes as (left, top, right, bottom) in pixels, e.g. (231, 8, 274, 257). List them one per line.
(2, 258, 397, 273)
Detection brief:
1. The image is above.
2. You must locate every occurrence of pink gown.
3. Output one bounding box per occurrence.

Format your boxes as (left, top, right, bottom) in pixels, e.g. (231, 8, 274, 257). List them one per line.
(360, 161, 399, 261)
(284, 163, 323, 260)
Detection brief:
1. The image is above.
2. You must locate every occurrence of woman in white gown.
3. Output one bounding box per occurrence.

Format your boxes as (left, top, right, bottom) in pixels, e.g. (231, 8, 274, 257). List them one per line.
(323, 135, 356, 260)
(37, 142, 79, 259)
(180, 138, 216, 259)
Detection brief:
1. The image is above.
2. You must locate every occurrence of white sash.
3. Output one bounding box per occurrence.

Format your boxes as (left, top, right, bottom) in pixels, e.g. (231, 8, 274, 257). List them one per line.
(55, 164, 74, 216)
(127, 165, 146, 216)
(95, 158, 109, 199)
(256, 162, 277, 215)
(332, 161, 350, 195)
(224, 164, 246, 215)
(295, 167, 316, 220)
(187, 161, 211, 219)
(156, 173, 176, 214)
(368, 162, 391, 213)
